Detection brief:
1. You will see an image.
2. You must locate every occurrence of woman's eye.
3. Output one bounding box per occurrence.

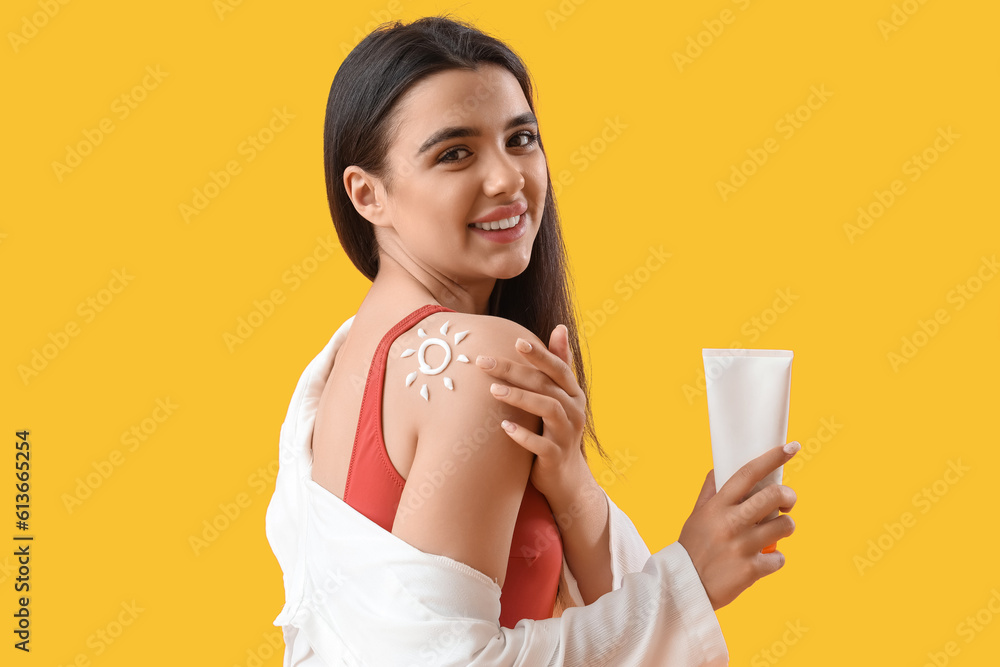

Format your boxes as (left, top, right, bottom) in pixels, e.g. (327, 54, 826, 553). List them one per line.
(436, 131, 538, 164)
(509, 130, 539, 148)
(438, 147, 470, 163)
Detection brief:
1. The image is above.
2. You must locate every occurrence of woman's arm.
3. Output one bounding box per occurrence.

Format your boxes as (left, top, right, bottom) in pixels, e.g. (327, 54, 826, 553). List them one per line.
(552, 479, 658, 616)
(543, 455, 613, 605)
(390, 317, 542, 589)
(475, 323, 620, 605)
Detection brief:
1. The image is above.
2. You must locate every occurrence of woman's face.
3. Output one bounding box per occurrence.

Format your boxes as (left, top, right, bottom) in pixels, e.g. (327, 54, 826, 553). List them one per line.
(368, 64, 548, 285)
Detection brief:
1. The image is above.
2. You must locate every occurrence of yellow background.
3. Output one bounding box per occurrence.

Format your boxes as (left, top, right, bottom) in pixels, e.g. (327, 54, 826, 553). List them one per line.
(3, 0, 998, 664)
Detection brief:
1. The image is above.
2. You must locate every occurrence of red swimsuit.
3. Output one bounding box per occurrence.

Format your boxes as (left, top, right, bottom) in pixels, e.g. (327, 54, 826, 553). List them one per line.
(341, 304, 563, 627)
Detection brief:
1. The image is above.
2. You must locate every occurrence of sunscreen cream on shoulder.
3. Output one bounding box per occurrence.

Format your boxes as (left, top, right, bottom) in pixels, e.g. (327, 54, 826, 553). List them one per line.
(703, 348, 793, 553)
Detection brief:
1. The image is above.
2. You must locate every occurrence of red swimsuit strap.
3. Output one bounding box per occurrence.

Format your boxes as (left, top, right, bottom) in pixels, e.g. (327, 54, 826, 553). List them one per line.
(343, 303, 457, 507)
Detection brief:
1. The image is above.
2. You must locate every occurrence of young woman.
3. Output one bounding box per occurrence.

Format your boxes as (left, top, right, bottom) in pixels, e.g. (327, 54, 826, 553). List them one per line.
(265, 14, 799, 665)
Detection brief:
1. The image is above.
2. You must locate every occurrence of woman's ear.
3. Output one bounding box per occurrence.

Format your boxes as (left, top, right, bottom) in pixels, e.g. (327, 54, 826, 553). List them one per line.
(343, 165, 390, 228)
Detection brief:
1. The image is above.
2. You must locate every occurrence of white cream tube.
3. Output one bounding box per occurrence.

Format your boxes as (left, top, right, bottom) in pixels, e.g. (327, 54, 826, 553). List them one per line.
(703, 349, 793, 548)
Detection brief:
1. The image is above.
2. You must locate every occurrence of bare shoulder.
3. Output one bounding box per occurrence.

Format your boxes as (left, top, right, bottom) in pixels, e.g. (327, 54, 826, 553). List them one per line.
(385, 311, 544, 415)
(386, 311, 544, 587)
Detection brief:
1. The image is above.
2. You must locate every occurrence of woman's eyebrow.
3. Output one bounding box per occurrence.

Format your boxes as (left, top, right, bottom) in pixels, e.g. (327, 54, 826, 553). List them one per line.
(416, 111, 538, 156)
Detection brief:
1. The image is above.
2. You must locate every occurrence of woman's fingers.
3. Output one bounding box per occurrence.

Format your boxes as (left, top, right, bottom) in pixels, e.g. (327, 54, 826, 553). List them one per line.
(753, 513, 796, 550)
(719, 441, 800, 506)
(476, 354, 563, 398)
(514, 329, 581, 399)
(499, 417, 550, 457)
(739, 483, 797, 527)
(548, 323, 572, 368)
(476, 325, 581, 403)
(490, 382, 567, 423)
(752, 550, 787, 581)
(692, 470, 717, 512)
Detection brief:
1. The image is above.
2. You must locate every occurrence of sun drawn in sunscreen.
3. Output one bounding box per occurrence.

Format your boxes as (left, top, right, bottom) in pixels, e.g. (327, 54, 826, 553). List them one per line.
(400, 320, 470, 401)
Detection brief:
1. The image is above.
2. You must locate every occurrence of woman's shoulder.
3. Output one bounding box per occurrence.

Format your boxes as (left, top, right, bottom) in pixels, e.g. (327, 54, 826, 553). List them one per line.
(383, 308, 543, 421)
(386, 309, 543, 584)
(388, 310, 544, 361)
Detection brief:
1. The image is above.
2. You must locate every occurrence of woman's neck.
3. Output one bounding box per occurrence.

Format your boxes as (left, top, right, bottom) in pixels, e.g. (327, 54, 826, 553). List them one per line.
(368, 254, 496, 316)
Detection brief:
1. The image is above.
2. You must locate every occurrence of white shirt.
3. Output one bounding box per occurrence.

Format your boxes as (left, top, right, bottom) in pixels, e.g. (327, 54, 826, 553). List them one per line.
(265, 313, 730, 666)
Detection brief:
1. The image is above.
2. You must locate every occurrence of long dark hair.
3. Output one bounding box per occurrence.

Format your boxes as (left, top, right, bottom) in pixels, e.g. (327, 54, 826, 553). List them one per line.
(324, 14, 612, 469)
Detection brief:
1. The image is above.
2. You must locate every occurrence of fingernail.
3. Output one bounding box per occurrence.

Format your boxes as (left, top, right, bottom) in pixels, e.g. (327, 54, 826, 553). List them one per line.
(515, 338, 532, 353)
(783, 441, 801, 455)
(490, 383, 509, 396)
(501, 420, 516, 433)
(476, 355, 496, 369)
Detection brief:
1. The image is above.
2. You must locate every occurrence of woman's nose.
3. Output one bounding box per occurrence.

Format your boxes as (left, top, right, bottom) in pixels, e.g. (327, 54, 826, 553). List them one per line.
(482, 150, 525, 197)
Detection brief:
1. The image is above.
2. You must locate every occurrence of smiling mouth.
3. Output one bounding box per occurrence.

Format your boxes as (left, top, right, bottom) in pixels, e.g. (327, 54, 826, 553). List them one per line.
(468, 214, 522, 231)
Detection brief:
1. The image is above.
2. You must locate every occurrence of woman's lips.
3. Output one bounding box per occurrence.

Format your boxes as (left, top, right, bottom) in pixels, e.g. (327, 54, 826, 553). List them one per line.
(467, 213, 528, 244)
(469, 200, 529, 225)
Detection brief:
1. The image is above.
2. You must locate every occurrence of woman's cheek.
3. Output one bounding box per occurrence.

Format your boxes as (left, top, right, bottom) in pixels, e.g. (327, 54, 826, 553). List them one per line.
(529, 163, 549, 207)
(531, 154, 549, 190)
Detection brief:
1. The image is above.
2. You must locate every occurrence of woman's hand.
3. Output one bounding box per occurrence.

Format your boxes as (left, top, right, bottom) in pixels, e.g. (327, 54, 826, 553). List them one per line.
(475, 323, 588, 500)
(678, 442, 800, 610)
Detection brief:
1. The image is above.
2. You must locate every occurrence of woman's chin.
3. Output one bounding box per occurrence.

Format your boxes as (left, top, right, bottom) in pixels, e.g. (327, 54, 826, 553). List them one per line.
(491, 253, 533, 280)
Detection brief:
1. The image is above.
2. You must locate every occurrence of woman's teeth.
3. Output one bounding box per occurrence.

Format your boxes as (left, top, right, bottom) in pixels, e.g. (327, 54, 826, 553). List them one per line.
(470, 214, 521, 231)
